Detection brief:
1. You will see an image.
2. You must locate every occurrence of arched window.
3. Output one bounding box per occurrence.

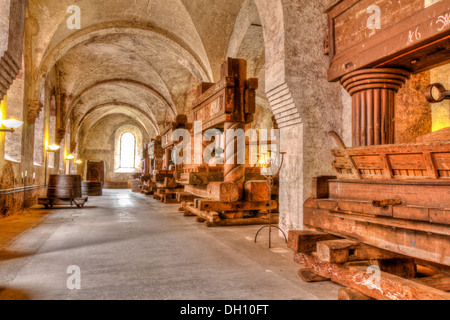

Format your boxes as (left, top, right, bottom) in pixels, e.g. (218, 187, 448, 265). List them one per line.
(120, 132, 136, 168)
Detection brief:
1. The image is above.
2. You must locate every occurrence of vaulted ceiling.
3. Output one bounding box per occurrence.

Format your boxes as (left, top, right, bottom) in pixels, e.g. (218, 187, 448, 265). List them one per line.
(27, 0, 267, 149)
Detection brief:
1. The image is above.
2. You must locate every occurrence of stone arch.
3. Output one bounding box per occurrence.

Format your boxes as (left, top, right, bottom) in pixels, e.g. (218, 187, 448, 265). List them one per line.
(0, 0, 28, 101)
(76, 102, 159, 137)
(66, 79, 176, 128)
(251, 0, 301, 128)
(32, 22, 214, 102)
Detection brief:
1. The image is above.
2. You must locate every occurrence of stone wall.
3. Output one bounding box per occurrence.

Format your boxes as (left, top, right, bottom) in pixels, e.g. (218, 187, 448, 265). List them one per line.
(396, 72, 432, 144)
(79, 115, 148, 184)
(255, 0, 344, 232)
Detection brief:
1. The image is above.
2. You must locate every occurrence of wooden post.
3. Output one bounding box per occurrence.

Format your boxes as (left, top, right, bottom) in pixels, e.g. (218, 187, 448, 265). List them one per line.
(224, 121, 246, 199)
(341, 68, 410, 147)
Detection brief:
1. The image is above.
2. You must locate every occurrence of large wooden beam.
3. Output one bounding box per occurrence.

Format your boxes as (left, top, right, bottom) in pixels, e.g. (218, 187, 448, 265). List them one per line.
(205, 216, 278, 228)
(304, 206, 450, 266)
(317, 239, 405, 264)
(196, 199, 277, 212)
(294, 253, 450, 300)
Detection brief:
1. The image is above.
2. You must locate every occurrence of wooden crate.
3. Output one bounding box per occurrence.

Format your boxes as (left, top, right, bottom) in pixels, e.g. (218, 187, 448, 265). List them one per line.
(331, 141, 450, 180)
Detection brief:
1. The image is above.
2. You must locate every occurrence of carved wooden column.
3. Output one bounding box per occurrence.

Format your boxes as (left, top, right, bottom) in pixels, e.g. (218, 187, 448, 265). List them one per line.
(341, 69, 411, 146)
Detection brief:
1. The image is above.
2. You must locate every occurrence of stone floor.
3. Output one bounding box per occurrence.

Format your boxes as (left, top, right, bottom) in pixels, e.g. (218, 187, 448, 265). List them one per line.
(0, 190, 341, 300)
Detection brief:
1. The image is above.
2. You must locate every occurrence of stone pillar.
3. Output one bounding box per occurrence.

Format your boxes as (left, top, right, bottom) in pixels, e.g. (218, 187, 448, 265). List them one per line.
(341, 68, 411, 146)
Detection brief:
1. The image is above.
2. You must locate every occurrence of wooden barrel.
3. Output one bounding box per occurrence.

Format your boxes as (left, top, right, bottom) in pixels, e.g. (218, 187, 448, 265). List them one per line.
(47, 175, 82, 199)
(82, 181, 103, 196)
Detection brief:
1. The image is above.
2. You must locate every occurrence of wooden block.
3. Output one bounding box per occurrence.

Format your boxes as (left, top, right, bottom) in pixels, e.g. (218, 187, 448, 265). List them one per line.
(206, 182, 240, 202)
(429, 209, 450, 225)
(311, 176, 336, 199)
(338, 288, 375, 300)
(393, 206, 429, 222)
(287, 230, 340, 254)
(177, 192, 196, 203)
(298, 268, 330, 282)
(244, 180, 270, 202)
(317, 239, 403, 264)
(197, 82, 215, 96)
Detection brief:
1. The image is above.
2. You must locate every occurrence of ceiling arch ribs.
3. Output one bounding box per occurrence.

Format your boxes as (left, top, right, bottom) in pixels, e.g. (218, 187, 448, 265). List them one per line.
(32, 21, 214, 101)
(67, 78, 176, 126)
(76, 102, 159, 138)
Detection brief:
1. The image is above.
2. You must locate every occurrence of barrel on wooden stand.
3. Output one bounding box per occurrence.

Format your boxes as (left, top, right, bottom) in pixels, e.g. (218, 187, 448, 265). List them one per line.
(47, 175, 82, 199)
(82, 181, 103, 196)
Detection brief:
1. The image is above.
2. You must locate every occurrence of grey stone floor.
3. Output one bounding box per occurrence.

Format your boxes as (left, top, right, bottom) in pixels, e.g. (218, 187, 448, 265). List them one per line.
(0, 190, 341, 300)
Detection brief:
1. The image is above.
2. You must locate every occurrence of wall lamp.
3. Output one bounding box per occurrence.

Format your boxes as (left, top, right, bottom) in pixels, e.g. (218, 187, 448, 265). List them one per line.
(0, 119, 24, 133)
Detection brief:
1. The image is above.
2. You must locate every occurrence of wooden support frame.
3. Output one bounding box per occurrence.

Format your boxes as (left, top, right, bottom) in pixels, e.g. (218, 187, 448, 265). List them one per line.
(177, 58, 278, 227)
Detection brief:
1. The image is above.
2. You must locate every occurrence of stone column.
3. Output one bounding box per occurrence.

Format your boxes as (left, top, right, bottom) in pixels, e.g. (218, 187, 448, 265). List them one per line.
(341, 68, 411, 146)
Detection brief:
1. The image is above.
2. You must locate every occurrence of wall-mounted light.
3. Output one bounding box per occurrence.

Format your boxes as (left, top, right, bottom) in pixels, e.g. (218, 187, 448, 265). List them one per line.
(47, 144, 61, 152)
(0, 118, 24, 133)
(66, 154, 75, 160)
(75, 160, 83, 165)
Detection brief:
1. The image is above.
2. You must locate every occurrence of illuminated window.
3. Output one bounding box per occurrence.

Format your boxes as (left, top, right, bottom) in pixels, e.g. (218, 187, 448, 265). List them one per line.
(120, 132, 136, 168)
